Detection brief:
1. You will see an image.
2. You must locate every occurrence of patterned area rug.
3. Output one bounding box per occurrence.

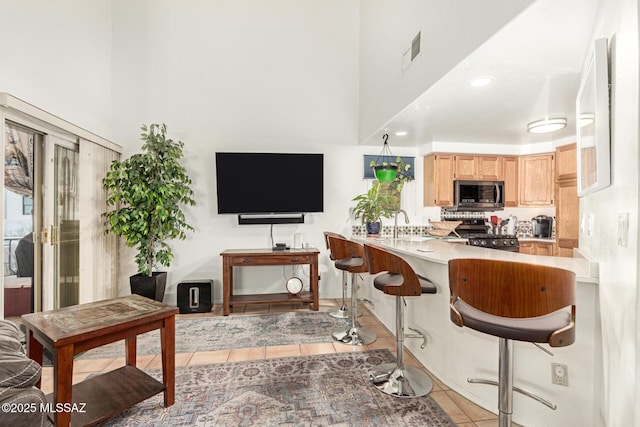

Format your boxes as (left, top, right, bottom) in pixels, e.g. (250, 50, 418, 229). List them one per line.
(74, 312, 350, 360)
(98, 349, 456, 426)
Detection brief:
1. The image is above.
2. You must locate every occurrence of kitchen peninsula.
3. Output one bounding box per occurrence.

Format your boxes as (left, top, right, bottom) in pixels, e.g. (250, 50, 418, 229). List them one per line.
(355, 237, 599, 427)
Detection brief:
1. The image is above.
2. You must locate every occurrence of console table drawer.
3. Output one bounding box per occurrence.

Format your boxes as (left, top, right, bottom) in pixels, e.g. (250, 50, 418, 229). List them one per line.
(230, 255, 311, 266)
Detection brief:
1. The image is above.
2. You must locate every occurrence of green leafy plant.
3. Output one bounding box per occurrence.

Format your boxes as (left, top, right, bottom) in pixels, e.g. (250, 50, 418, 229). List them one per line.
(352, 181, 396, 224)
(369, 156, 414, 191)
(102, 123, 196, 276)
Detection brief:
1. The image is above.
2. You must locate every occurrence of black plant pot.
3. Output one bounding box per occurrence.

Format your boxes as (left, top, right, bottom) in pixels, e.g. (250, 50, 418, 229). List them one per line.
(130, 271, 167, 302)
(366, 221, 381, 236)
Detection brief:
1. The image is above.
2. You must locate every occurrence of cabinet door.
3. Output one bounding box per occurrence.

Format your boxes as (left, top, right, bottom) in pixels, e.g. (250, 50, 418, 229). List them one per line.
(519, 241, 533, 254)
(519, 241, 553, 256)
(503, 156, 518, 207)
(535, 242, 554, 256)
(555, 143, 578, 258)
(423, 154, 454, 206)
(454, 155, 477, 179)
(556, 143, 577, 181)
(556, 178, 579, 256)
(519, 154, 555, 206)
(476, 156, 502, 180)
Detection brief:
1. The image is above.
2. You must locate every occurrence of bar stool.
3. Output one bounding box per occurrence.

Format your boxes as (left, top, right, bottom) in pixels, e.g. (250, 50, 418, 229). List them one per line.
(326, 235, 376, 345)
(323, 231, 359, 319)
(363, 243, 436, 397)
(448, 258, 576, 427)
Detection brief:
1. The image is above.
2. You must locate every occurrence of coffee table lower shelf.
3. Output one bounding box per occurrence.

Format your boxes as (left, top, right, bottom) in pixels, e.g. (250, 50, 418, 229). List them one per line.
(229, 291, 314, 307)
(47, 365, 164, 427)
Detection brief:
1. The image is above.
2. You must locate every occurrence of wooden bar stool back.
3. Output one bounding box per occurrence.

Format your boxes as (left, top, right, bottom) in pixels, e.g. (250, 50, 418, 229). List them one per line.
(364, 243, 436, 397)
(326, 234, 376, 345)
(323, 231, 359, 319)
(448, 258, 576, 427)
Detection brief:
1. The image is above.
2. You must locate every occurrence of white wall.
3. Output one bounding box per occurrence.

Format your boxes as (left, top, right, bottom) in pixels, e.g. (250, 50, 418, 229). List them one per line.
(110, 0, 388, 303)
(358, 0, 533, 144)
(576, 0, 639, 425)
(0, 0, 113, 138)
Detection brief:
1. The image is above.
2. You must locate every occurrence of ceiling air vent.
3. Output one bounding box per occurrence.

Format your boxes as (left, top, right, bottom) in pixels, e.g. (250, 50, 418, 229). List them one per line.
(402, 30, 421, 73)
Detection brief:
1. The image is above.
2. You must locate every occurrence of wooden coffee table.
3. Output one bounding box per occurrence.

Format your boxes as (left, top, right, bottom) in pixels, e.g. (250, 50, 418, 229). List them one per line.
(22, 294, 178, 427)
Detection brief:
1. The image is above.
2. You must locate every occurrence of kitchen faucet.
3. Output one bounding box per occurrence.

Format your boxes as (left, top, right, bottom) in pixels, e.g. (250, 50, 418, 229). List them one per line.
(393, 209, 409, 239)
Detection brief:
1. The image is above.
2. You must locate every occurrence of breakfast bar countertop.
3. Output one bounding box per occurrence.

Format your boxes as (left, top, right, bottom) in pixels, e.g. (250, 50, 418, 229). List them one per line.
(354, 236, 598, 284)
(351, 235, 600, 427)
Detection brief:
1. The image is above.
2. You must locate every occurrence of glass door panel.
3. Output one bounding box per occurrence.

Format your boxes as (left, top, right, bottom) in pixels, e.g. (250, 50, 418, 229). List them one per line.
(3, 122, 39, 317)
(54, 145, 79, 308)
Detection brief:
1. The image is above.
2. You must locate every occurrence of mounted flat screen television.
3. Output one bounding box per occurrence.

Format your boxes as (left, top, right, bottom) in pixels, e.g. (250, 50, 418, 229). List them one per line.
(215, 152, 324, 224)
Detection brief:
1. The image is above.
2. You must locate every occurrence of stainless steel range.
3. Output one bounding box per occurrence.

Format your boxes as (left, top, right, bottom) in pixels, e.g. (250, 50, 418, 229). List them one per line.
(467, 234, 520, 252)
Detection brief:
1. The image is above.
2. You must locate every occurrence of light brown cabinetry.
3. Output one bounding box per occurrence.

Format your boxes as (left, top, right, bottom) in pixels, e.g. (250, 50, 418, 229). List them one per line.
(555, 144, 579, 257)
(502, 156, 518, 207)
(454, 155, 502, 180)
(519, 241, 554, 256)
(424, 154, 455, 206)
(518, 153, 555, 206)
(556, 144, 578, 180)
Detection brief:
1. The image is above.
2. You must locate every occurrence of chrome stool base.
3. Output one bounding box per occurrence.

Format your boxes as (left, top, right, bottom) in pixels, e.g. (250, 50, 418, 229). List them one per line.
(332, 325, 376, 346)
(327, 306, 350, 318)
(369, 363, 433, 398)
(327, 305, 360, 319)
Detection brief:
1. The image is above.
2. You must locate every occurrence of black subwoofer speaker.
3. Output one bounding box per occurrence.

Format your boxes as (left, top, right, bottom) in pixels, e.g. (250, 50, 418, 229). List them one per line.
(177, 280, 213, 314)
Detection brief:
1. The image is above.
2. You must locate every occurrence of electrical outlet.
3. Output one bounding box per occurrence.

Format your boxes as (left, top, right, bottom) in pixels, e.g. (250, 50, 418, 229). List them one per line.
(551, 363, 569, 386)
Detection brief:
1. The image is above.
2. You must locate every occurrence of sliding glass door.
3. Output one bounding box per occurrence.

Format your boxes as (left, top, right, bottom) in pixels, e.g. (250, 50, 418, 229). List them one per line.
(40, 137, 79, 309)
(3, 122, 40, 316)
(3, 121, 80, 316)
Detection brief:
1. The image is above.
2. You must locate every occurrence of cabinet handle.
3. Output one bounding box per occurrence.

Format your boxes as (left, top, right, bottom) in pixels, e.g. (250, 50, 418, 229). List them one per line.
(243, 258, 252, 263)
(291, 258, 300, 262)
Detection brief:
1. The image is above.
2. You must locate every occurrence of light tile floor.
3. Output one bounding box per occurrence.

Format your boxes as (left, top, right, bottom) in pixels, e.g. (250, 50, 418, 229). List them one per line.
(38, 299, 517, 426)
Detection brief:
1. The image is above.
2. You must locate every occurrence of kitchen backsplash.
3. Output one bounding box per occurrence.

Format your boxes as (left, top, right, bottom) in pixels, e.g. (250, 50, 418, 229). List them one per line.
(352, 207, 556, 238)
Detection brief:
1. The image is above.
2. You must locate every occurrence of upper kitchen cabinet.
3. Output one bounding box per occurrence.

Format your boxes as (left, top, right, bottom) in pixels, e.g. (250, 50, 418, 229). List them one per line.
(502, 156, 519, 207)
(424, 154, 454, 207)
(518, 153, 555, 206)
(454, 155, 502, 180)
(556, 143, 578, 181)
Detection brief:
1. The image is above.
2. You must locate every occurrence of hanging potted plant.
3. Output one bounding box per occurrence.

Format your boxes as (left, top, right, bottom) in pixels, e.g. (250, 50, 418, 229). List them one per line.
(369, 133, 398, 183)
(352, 181, 395, 236)
(102, 123, 196, 302)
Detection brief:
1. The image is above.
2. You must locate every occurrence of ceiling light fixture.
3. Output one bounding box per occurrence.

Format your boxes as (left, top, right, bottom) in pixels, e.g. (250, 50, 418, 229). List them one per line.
(469, 76, 493, 87)
(579, 113, 595, 127)
(395, 130, 408, 136)
(527, 118, 567, 134)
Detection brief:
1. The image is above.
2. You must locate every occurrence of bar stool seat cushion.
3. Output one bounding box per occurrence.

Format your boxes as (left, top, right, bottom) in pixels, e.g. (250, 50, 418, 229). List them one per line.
(452, 298, 572, 344)
(373, 273, 437, 294)
(335, 256, 364, 271)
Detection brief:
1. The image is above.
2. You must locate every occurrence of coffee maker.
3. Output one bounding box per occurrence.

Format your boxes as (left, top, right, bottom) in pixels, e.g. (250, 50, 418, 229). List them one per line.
(531, 215, 553, 238)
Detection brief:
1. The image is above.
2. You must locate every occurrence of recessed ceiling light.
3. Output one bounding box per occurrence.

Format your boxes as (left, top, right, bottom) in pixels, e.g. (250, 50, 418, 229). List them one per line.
(527, 118, 567, 134)
(395, 130, 408, 136)
(469, 76, 493, 87)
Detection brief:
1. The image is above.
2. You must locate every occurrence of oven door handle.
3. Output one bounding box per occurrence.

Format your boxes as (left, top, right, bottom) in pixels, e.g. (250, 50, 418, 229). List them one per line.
(495, 183, 501, 204)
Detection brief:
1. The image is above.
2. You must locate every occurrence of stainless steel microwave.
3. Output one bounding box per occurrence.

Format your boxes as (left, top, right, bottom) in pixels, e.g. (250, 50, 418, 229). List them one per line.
(453, 180, 504, 211)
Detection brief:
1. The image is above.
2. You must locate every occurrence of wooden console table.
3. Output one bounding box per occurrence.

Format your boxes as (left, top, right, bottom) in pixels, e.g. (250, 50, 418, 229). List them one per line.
(22, 294, 177, 427)
(220, 248, 320, 316)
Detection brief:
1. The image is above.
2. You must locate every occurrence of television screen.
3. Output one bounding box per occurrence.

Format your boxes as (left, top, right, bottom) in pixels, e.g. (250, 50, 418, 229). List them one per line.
(215, 152, 324, 215)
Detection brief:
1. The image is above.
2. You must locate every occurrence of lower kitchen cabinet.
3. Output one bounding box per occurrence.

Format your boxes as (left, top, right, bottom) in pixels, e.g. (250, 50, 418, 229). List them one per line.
(519, 241, 554, 256)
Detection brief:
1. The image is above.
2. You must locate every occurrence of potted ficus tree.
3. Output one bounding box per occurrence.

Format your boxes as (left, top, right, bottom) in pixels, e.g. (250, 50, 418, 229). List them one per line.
(102, 123, 195, 301)
(352, 181, 395, 236)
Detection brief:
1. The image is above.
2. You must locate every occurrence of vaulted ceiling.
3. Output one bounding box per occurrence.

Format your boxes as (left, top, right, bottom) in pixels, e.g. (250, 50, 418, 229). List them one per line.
(364, 0, 599, 147)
